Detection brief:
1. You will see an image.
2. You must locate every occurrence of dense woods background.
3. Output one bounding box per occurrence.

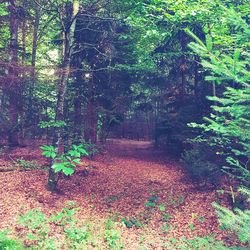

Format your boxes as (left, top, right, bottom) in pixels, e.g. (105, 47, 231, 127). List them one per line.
(0, 0, 249, 249)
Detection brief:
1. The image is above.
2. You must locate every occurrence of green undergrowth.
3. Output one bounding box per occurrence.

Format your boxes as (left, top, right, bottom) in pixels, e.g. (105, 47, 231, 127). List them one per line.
(1, 196, 249, 250)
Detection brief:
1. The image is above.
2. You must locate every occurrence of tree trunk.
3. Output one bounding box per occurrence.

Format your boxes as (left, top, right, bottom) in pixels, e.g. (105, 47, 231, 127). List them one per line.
(73, 69, 83, 144)
(7, 0, 19, 146)
(21, 0, 26, 65)
(47, 0, 79, 192)
(73, 92, 82, 143)
(31, 3, 41, 78)
(84, 98, 98, 144)
(179, 30, 186, 106)
(19, 0, 27, 144)
(194, 55, 200, 107)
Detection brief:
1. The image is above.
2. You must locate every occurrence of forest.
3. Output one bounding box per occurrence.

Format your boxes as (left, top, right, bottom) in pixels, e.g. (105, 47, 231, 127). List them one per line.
(0, 0, 249, 249)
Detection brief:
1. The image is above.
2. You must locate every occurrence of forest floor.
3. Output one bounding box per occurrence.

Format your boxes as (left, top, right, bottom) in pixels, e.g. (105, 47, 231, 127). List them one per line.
(0, 139, 232, 249)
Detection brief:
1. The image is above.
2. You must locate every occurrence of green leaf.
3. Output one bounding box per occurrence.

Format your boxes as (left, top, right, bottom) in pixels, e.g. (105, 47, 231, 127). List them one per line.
(63, 167, 75, 176)
(198, 217, 206, 223)
(233, 49, 241, 61)
(78, 148, 89, 156)
(206, 35, 213, 51)
(189, 223, 196, 230)
(162, 213, 172, 222)
(185, 28, 206, 47)
(40, 145, 51, 150)
(73, 158, 81, 164)
(159, 204, 166, 211)
(68, 150, 80, 158)
(52, 163, 64, 172)
(145, 201, 156, 207)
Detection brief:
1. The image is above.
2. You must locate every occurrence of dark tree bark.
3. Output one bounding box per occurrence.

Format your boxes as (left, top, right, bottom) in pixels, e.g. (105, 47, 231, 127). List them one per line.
(21, 0, 26, 65)
(84, 98, 98, 144)
(7, 0, 19, 146)
(31, 2, 41, 78)
(179, 30, 186, 106)
(19, 0, 27, 144)
(73, 76, 83, 144)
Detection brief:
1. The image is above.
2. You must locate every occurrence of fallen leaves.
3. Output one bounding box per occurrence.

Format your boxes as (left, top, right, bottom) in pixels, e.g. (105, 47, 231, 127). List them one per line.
(0, 139, 233, 248)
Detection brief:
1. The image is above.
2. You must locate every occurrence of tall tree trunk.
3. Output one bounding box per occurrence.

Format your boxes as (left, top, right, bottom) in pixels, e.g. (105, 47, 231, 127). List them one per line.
(73, 80, 82, 144)
(47, 0, 79, 191)
(7, 0, 19, 146)
(194, 55, 200, 107)
(179, 30, 186, 106)
(31, 3, 41, 78)
(19, 0, 27, 144)
(26, 3, 41, 136)
(21, 0, 26, 65)
(84, 98, 98, 144)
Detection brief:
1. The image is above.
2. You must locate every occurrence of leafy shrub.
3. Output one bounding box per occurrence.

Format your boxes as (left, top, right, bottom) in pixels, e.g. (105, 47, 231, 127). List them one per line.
(41, 144, 88, 176)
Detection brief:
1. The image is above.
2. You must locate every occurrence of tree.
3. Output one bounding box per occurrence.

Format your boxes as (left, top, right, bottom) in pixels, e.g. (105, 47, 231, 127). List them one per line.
(48, 0, 79, 191)
(186, 3, 250, 185)
(6, 0, 20, 146)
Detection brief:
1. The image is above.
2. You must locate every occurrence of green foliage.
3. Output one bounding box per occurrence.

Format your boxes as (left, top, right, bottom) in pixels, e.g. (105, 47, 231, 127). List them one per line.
(16, 205, 95, 249)
(144, 195, 159, 208)
(40, 145, 57, 159)
(185, 3, 250, 185)
(213, 187, 250, 245)
(38, 120, 66, 129)
(155, 104, 202, 155)
(198, 216, 206, 223)
(50, 207, 79, 226)
(165, 235, 229, 250)
(183, 9, 250, 248)
(166, 194, 186, 207)
(64, 226, 90, 244)
(121, 217, 143, 229)
(19, 209, 47, 231)
(145, 201, 156, 208)
(162, 213, 173, 222)
(104, 218, 123, 249)
(161, 223, 171, 233)
(18, 209, 51, 248)
(148, 195, 159, 203)
(13, 158, 42, 170)
(41, 144, 89, 176)
(0, 230, 25, 250)
(80, 141, 99, 157)
(189, 223, 196, 231)
(181, 148, 220, 183)
(158, 204, 166, 212)
(104, 229, 123, 249)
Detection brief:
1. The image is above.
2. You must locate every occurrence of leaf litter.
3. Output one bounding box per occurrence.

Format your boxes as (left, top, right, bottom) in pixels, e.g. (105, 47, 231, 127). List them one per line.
(0, 139, 233, 249)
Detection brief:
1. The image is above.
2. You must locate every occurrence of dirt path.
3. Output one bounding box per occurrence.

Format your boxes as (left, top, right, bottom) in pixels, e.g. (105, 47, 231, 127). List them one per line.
(0, 139, 225, 248)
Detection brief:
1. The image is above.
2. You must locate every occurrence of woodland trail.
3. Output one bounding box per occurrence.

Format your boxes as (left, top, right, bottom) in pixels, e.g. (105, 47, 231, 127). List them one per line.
(0, 139, 226, 248)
